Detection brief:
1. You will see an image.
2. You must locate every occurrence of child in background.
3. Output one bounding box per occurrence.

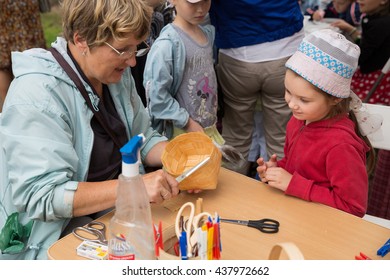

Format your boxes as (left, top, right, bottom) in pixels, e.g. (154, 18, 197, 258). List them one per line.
(325, 0, 363, 40)
(301, 0, 331, 20)
(257, 30, 380, 217)
(143, 0, 222, 144)
(304, 0, 362, 32)
(147, 0, 175, 46)
(131, 0, 174, 106)
(349, 0, 390, 104)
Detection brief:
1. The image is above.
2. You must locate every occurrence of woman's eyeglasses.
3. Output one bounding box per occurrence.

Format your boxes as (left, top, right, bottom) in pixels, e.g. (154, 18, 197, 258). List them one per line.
(104, 41, 150, 59)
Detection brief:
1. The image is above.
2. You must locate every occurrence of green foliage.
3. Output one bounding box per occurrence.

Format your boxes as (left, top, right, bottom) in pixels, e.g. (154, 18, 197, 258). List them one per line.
(40, 6, 62, 47)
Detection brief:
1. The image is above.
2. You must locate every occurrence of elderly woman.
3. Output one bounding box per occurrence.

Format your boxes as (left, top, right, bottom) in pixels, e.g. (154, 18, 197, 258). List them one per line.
(0, 0, 179, 259)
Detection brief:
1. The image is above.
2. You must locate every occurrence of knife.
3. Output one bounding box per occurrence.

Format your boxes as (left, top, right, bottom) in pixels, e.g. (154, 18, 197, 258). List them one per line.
(175, 156, 211, 183)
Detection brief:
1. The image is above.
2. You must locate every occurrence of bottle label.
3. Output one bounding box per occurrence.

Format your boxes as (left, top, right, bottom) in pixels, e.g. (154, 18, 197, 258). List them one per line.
(108, 234, 135, 260)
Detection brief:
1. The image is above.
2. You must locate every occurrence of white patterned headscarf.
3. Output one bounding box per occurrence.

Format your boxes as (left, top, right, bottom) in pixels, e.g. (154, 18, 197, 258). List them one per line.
(286, 29, 382, 136)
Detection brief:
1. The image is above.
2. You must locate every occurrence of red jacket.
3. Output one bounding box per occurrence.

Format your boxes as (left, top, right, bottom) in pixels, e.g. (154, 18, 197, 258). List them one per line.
(278, 115, 370, 217)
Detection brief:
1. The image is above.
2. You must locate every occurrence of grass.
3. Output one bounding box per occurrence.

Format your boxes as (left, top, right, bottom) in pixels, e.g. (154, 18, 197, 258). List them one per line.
(40, 5, 62, 47)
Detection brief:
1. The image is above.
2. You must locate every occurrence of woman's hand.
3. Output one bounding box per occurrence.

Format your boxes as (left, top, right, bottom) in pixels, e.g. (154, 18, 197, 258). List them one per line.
(142, 169, 180, 203)
(256, 154, 277, 182)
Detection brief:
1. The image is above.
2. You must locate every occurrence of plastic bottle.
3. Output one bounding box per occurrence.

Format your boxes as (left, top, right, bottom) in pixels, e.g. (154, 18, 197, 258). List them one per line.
(108, 134, 156, 260)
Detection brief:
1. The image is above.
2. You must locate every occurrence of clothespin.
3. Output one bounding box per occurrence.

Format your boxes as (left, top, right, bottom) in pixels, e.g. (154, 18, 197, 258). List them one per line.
(377, 238, 390, 257)
(207, 225, 214, 260)
(178, 216, 188, 260)
(153, 221, 163, 257)
(213, 221, 221, 259)
(217, 213, 222, 253)
(199, 224, 208, 260)
(355, 252, 371, 260)
(179, 231, 188, 260)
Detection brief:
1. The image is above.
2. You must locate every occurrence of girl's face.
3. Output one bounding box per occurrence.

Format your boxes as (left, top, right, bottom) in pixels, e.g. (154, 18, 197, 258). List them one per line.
(358, 0, 388, 14)
(332, 0, 352, 13)
(284, 70, 341, 125)
(172, 0, 211, 25)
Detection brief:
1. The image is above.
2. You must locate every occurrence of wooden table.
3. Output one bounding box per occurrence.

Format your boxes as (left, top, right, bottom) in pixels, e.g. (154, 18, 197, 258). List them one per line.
(48, 168, 390, 260)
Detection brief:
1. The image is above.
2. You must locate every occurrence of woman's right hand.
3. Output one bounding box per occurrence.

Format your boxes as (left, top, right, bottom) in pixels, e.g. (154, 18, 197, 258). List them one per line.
(142, 169, 180, 204)
(256, 154, 278, 183)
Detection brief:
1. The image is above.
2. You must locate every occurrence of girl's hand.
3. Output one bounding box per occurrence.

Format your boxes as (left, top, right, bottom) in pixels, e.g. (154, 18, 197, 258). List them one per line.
(186, 189, 202, 194)
(330, 19, 353, 33)
(312, 10, 324, 21)
(184, 118, 204, 133)
(263, 167, 292, 192)
(256, 154, 277, 182)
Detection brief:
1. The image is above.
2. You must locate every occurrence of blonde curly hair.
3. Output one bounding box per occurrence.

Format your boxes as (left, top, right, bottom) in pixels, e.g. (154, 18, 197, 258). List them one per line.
(61, 0, 152, 47)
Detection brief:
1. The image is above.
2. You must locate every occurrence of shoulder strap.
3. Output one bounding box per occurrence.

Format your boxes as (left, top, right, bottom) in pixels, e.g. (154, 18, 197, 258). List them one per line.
(48, 47, 123, 149)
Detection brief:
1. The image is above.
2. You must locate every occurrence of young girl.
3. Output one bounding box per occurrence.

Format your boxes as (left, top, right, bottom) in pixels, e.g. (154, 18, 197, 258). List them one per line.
(143, 0, 223, 144)
(256, 29, 379, 217)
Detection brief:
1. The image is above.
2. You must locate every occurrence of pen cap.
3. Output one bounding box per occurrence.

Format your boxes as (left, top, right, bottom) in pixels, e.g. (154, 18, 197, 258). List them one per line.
(120, 134, 145, 177)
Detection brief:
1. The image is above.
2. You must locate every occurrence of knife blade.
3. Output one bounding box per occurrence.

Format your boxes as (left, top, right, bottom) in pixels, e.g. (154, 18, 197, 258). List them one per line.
(175, 156, 211, 183)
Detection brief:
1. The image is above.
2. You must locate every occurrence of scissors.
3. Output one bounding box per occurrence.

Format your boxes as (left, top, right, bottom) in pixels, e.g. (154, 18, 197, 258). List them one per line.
(220, 217, 279, 234)
(175, 202, 212, 258)
(72, 221, 108, 245)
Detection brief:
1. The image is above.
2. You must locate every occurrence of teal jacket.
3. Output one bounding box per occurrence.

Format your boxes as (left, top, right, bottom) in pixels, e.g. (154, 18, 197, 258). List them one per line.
(143, 24, 215, 138)
(0, 37, 166, 259)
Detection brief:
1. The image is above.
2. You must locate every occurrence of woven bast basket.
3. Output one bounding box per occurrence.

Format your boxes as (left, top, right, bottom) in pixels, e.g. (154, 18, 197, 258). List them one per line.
(161, 132, 222, 190)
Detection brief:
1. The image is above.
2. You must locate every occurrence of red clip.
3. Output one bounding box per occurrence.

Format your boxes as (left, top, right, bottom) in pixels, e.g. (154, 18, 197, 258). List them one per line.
(153, 221, 164, 257)
(355, 252, 371, 260)
(158, 221, 164, 250)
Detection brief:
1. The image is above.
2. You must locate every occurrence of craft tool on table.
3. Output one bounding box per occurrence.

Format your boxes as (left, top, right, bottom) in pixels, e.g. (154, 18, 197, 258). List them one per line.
(153, 221, 163, 257)
(355, 252, 371, 260)
(175, 156, 211, 183)
(377, 238, 390, 257)
(220, 217, 280, 233)
(72, 221, 108, 245)
(76, 240, 108, 260)
(174, 201, 221, 259)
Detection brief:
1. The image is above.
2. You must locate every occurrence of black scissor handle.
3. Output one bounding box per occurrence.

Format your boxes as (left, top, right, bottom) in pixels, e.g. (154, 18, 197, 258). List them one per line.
(248, 218, 280, 234)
